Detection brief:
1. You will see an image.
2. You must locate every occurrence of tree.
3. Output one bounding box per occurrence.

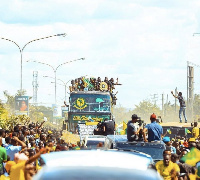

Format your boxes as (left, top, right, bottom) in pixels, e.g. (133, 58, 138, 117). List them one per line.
(0, 90, 33, 130)
(131, 100, 161, 123)
(0, 114, 30, 130)
(3, 89, 28, 115)
(29, 105, 53, 123)
(113, 104, 132, 124)
(0, 100, 9, 122)
(193, 94, 200, 121)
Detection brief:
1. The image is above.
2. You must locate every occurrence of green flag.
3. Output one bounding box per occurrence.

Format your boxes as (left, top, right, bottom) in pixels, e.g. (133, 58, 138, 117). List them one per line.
(185, 128, 191, 135)
(181, 147, 200, 167)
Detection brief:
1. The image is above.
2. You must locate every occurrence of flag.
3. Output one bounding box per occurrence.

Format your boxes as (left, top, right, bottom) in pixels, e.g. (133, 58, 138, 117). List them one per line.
(167, 129, 172, 134)
(181, 147, 200, 167)
(82, 77, 94, 89)
(120, 130, 126, 135)
(123, 121, 127, 131)
(185, 128, 191, 135)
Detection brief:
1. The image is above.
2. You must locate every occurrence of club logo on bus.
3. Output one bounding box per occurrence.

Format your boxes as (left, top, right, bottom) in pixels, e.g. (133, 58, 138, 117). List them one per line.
(73, 98, 87, 110)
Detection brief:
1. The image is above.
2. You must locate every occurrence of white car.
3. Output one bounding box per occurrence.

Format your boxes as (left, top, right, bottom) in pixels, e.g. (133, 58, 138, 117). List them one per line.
(33, 150, 163, 180)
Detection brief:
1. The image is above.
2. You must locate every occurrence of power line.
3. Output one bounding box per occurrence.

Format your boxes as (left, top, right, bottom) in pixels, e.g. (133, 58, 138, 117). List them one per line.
(187, 61, 200, 68)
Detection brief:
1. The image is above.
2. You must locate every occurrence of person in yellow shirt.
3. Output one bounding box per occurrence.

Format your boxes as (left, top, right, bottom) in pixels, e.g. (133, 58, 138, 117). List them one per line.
(9, 153, 28, 180)
(156, 150, 180, 180)
(10, 148, 48, 180)
(5, 155, 16, 174)
(192, 122, 199, 139)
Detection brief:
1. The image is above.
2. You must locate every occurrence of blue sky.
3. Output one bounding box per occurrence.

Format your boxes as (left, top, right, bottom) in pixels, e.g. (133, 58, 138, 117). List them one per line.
(0, 0, 200, 109)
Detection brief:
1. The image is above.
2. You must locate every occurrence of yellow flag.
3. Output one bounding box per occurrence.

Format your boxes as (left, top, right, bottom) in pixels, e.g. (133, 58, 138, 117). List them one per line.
(123, 121, 127, 131)
(187, 129, 191, 133)
(167, 129, 172, 134)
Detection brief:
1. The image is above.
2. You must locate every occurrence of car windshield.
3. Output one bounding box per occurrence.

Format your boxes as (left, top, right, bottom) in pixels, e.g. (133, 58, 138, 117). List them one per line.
(70, 94, 111, 112)
(86, 140, 105, 148)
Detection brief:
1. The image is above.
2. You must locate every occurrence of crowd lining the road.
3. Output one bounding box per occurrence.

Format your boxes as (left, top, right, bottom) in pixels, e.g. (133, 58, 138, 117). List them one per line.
(0, 120, 82, 180)
(0, 114, 199, 180)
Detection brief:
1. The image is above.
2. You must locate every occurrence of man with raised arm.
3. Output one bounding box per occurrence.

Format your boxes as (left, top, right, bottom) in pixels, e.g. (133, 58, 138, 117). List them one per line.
(171, 91, 187, 123)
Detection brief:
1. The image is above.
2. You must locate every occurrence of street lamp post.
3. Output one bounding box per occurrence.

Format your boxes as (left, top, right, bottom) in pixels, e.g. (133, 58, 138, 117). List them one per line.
(27, 58, 85, 104)
(56, 79, 72, 102)
(44, 76, 87, 102)
(43, 76, 71, 102)
(58, 74, 88, 101)
(0, 33, 66, 91)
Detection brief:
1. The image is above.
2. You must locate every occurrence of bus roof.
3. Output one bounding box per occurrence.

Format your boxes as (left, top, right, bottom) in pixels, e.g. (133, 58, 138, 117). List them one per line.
(70, 91, 111, 95)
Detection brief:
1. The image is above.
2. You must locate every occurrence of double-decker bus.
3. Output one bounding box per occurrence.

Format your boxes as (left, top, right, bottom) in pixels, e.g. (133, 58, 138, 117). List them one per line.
(64, 76, 121, 132)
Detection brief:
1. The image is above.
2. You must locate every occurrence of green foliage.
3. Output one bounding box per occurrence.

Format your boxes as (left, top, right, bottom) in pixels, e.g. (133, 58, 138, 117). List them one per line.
(2, 90, 200, 130)
(131, 100, 161, 123)
(0, 102, 9, 121)
(113, 104, 132, 124)
(0, 114, 30, 130)
(3, 90, 15, 114)
(113, 100, 178, 124)
(3, 89, 28, 115)
(29, 105, 53, 123)
(193, 94, 200, 121)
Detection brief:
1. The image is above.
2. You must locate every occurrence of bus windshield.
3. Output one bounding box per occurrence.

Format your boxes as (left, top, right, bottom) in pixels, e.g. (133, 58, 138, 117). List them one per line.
(70, 94, 111, 112)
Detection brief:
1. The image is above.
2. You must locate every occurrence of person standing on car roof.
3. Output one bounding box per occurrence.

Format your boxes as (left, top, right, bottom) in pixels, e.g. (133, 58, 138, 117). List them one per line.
(171, 91, 187, 123)
(143, 113, 163, 142)
(127, 114, 142, 141)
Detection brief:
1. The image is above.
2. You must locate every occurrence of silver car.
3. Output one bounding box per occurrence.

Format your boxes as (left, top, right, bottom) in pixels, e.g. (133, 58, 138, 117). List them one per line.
(33, 150, 163, 180)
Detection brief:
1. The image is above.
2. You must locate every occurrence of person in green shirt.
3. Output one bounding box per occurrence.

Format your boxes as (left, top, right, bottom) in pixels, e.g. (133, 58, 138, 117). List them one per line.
(0, 137, 7, 175)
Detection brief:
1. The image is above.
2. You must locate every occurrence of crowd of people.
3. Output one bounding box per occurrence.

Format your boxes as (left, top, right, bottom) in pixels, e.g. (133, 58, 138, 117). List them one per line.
(0, 110, 199, 180)
(155, 135, 200, 180)
(0, 120, 80, 180)
(127, 112, 200, 180)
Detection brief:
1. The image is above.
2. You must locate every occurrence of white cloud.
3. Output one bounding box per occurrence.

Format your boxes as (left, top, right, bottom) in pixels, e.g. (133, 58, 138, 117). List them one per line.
(0, 0, 200, 109)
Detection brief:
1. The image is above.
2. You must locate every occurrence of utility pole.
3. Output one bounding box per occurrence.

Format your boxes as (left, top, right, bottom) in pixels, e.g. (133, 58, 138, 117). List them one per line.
(187, 61, 197, 121)
(175, 87, 177, 112)
(164, 94, 169, 117)
(162, 93, 164, 118)
(151, 94, 158, 105)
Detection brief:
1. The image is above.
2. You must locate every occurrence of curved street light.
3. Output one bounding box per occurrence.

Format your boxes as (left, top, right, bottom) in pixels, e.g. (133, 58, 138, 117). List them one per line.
(43, 76, 70, 102)
(27, 58, 85, 104)
(44, 75, 87, 102)
(55, 78, 71, 102)
(0, 33, 66, 91)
